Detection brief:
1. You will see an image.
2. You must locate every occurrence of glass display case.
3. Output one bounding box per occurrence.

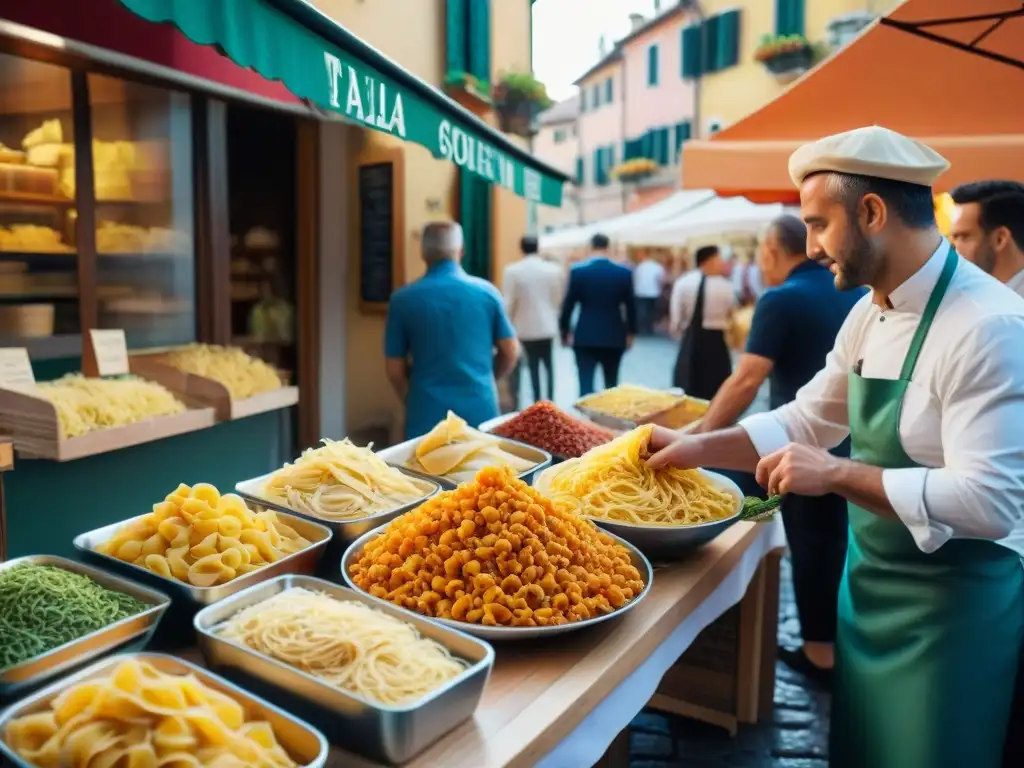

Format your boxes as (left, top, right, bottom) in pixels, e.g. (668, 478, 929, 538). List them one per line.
(88, 74, 195, 349)
(0, 54, 79, 345)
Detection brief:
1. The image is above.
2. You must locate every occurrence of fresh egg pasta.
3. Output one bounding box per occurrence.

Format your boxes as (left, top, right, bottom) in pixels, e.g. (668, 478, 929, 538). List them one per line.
(97, 483, 312, 587)
(3, 657, 299, 767)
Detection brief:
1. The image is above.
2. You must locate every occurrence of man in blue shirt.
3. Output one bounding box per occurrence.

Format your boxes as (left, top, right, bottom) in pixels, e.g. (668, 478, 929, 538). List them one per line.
(384, 222, 520, 439)
(559, 233, 636, 396)
(689, 214, 864, 685)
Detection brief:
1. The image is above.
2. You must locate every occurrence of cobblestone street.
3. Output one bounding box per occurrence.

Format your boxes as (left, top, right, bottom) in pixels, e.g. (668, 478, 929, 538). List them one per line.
(514, 336, 831, 767)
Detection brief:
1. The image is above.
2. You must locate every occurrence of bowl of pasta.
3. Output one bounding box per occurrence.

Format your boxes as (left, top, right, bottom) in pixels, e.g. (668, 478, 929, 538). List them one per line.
(533, 426, 744, 561)
(0, 653, 329, 768)
(341, 465, 654, 641)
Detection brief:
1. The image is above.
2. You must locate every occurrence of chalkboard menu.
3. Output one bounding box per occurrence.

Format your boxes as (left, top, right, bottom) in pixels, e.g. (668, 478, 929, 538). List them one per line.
(358, 162, 395, 303)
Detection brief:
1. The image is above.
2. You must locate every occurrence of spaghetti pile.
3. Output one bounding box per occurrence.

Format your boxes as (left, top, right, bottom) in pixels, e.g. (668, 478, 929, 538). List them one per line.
(489, 401, 613, 458)
(218, 587, 467, 705)
(261, 439, 430, 520)
(535, 424, 736, 526)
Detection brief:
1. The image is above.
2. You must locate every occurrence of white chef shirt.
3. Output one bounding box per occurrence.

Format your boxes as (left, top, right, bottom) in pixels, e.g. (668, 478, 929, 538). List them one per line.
(501, 255, 564, 341)
(633, 259, 666, 299)
(669, 270, 737, 335)
(740, 240, 1024, 557)
(1007, 267, 1024, 296)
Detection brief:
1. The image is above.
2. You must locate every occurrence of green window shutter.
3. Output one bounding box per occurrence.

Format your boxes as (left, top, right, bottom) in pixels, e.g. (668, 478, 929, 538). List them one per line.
(593, 148, 604, 186)
(701, 15, 721, 73)
(467, 0, 491, 83)
(640, 130, 654, 159)
(673, 121, 691, 160)
(715, 10, 741, 70)
(607, 144, 616, 171)
(647, 44, 660, 86)
(653, 127, 670, 165)
(775, 0, 805, 36)
(593, 83, 601, 108)
(575, 157, 584, 184)
(681, 24, 702, 78)
(605, 77, 613, 103)
(459, 170, 492, 280)
(445, 0, 467, 77)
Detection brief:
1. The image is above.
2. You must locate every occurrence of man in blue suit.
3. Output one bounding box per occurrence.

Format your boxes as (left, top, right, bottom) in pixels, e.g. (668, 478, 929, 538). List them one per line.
(559, 233, 637, 396)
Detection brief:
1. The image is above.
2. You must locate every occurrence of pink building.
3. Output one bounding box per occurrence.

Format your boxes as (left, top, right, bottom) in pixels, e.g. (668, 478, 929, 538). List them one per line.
(575, 42, 625, 223)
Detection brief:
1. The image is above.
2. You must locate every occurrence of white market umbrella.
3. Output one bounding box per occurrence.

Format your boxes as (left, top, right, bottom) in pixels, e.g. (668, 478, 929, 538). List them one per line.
(621, 196, 785, 247)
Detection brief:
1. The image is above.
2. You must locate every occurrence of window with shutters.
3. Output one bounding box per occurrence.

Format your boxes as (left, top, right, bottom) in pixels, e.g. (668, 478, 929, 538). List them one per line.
(647, 44, 660, 86)
(681, 24, 702, 79)
(606, 144, 616, 174)
(445, 0, 491, 90)
(576, 156, 584, 185)
(459, 169, 492, 280)
(700, 14, 720, 74)
(713, 10, 741, 70)
(592, 83, 602, 109)
(605, 77, 613, 103)
(775, 0, 805, 37)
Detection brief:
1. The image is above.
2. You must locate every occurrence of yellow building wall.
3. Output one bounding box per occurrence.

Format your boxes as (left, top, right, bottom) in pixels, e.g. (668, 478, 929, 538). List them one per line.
(311, 0, 534, 434)
(698, 0, 901, 131)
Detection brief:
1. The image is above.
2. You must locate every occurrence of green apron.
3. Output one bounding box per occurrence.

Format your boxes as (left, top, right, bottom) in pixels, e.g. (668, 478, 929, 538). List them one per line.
(832, 247, 1024, 767)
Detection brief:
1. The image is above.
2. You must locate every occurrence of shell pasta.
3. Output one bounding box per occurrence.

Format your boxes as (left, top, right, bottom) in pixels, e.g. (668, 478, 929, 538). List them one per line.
(97, 483, 312, 587)
(3, 658, 298, 767)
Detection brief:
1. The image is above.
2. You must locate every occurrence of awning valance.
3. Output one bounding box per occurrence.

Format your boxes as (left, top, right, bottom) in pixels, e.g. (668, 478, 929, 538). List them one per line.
(681, 0, 1024, 203)
(117, 0, 568, 206)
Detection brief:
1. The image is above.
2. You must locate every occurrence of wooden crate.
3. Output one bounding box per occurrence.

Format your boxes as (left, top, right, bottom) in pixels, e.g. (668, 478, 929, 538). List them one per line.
(0, 386, 215, 461)
(129, 354, 298, 422)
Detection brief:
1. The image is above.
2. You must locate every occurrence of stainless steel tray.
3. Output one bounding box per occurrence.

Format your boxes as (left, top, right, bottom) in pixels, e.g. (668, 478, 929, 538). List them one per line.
(341, 523, 654, 641)
(0, 652, 329, 768)
(235, 465, 440, 550)
(376, 430, 552, 489)
(73, 507, 332, 606)
(541, 467, 744, 562)
(0, 555, 170, 702)
(194, 575, 493, 764)
(574, 386, 687, 432)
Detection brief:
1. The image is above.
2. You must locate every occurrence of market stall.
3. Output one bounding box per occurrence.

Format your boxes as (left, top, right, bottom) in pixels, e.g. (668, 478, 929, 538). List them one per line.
(681, 0, 1024, 202)
(618, 196, 786, 247)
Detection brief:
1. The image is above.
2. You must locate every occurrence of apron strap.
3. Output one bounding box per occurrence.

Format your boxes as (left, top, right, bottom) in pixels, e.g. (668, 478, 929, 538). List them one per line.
(898, 244, 958, 381)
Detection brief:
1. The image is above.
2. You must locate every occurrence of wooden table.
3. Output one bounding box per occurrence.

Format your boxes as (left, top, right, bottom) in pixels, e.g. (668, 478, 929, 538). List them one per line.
(328, 521, 785, 768)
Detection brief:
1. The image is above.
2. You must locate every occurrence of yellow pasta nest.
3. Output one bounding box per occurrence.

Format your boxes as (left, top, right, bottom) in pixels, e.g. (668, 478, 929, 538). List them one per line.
(164, 343, 281, 399)
(98, 483, 312, 587)
(535, 424, 737, 527)
(3, 658, 298, 767)
(349, 466, 645, 627)
(577, 384, 684, 422)
(38, 374, 186, 438)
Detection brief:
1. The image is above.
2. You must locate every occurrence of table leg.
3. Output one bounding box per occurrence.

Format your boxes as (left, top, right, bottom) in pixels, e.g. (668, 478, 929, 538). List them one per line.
(757, 550, 782, 722)
(593, 727, 631, 768)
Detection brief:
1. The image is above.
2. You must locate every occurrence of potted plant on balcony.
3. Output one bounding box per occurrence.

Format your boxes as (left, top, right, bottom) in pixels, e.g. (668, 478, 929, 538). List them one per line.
(493, 71, 552, 137)
(611, 158, 658, 184)
(754, 34, 814, 75)
(444, 71, 492, 106)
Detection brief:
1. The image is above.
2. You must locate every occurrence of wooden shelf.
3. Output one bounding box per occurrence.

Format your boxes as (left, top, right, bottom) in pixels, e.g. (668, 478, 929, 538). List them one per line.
(0, 190, 75, 207)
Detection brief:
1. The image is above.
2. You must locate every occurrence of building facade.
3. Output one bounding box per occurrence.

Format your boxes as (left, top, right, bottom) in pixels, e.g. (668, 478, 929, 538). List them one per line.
(575, 43, 626, 223)
(533, 95, 580, 232)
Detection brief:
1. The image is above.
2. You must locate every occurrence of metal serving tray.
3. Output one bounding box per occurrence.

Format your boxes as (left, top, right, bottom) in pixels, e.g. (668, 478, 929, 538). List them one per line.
(194, 575, 493, 764)
(574, 386, 688, 432)
(542, 467, 744, 562)
(376, 430, 552, 490)
(73, 507, 332, 606)
(341, 523, 654, 641)
(235, 466, 440, 573)
(0, 555, 170, 702)
(0, 652, 329, 768)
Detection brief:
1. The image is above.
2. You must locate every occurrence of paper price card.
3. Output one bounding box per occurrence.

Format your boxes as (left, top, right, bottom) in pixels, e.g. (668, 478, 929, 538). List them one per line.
(88, 329, 129, 377)
(0, 347, 35, 389)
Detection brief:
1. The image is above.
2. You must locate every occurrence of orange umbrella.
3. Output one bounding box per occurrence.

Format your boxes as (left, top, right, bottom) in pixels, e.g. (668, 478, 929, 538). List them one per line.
(682, 0, 1024, 202)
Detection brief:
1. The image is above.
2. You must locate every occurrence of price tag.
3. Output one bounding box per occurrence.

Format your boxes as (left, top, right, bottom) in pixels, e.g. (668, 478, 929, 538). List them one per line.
(88, 329, 129, 377)
(0, 348, 35, 389)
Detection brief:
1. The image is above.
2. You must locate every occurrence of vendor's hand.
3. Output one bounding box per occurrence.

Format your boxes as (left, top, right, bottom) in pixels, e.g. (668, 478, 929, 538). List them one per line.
(646, 426, 703, 470)
(755, 443, 839, 497)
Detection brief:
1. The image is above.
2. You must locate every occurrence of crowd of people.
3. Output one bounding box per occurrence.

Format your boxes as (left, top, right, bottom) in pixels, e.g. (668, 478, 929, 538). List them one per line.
(381, 124, 1024, 767)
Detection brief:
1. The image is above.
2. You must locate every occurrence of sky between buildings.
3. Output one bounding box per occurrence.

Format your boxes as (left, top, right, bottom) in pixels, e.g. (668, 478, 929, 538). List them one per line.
(532, 0, 659, 100)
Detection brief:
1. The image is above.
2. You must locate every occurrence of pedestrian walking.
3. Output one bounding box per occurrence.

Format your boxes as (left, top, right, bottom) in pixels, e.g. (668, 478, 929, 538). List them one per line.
(632, 252, 665, 335)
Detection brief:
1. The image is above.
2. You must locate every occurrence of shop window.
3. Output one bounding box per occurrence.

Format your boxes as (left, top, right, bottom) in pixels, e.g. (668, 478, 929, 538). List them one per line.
(446, 0, 491, 87)
(775, 0, 805, 37)
(459, 169, 492, 280)
(647, 45, 660, 86)
(88, 74, 195, 349)
(0, 54, 79, 345)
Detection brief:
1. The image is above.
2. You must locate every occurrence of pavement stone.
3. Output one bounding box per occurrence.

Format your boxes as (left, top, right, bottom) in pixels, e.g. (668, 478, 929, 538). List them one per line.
(514, 337, 830, 767)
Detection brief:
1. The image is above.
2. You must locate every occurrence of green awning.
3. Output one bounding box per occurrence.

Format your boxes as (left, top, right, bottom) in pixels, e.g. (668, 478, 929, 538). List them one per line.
(117, 0, 567, 206)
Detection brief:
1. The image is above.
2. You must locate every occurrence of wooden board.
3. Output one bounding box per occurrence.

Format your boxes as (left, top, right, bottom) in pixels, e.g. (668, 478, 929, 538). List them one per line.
(129, 354, 298, 422)
(0, 385, 215, 461)
(182, 522, 781, 768)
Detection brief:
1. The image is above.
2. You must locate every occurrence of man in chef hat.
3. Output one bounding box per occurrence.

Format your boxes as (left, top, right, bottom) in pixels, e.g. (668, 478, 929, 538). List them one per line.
(647, 125, 1024, 768)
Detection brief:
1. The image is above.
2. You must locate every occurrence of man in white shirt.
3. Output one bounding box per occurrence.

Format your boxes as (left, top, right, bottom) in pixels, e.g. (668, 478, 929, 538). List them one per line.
(633, 255, 665, 335)
(501, 235, 564, 404)
(647, 126, 1024, 768)
(669, 245, 736, 399)
(949, 180, 1024, 294)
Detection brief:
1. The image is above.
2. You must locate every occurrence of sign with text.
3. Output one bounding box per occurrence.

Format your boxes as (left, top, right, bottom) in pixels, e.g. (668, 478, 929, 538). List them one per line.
(87, 329, 129, 378)
(0, 348, 35, 389)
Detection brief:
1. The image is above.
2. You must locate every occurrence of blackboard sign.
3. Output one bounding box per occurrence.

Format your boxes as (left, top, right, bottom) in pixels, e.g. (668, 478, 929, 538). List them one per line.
(358, 162, 395, 303)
